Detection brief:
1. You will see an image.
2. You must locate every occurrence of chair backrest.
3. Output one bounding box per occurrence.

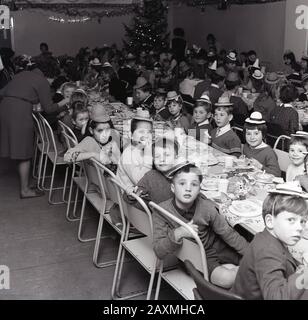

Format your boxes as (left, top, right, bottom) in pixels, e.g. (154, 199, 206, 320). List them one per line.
(38, 113, 58, 155)
(232, 126, 245, 145)
(111, 178, 154, 238)
(91, 159, 117, 202)
(273, 135, 291, 172)
(274, 149, 291, 173)
(82, 159, 101, 192)
(62, 131, 78, 149)
(184, 260, 243, 300)
(32, 113, 44, 145)
(58, 120, 78, 149)
(149, 201, 208, 281)
(273, 134, 291, 151)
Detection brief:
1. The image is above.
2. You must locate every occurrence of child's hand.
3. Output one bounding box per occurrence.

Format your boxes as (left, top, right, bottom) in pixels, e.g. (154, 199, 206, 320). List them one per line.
(296, 174, 308, 191)
(58, 98, 70, 108)
(250, 158, 263, 170)
(81, 121, 88, 135)
(174, 220, 199, 242)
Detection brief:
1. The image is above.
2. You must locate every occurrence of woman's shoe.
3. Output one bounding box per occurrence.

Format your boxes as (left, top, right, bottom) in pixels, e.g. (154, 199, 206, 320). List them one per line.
(20, 189, 45, 199)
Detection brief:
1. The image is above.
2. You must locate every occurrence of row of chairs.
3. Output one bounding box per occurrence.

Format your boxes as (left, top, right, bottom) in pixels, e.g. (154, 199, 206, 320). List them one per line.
(32, 113, 242, 300)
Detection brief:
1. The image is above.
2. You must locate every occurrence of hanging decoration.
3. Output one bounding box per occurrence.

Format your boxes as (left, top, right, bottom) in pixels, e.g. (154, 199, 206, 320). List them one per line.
(0, 1, 139, 19)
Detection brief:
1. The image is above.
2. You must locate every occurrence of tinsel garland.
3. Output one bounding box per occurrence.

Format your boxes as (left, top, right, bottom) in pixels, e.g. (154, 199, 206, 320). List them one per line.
(2, 1, 137, 18)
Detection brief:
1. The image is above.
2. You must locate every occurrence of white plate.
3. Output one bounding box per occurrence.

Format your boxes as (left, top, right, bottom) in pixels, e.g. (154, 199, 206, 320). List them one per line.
(229, 200, 262, 217)
(202, 190, 221, 199)
(253, 172, 274, 184)
(201, 179, 219, 191)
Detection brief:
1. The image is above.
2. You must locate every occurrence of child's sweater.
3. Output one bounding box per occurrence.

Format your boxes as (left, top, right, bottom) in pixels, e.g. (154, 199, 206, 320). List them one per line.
(211, 127, 242, 156)
(153, 194, 248, 260)
(243, 144, 281, 177)
(64, 136, 120, 164)
(168, 114, 190, 133)
(188, 120, 213, 142)
(232, 229, 302, 300)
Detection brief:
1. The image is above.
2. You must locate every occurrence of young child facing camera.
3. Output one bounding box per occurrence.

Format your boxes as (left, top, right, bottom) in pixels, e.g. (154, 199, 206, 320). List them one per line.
(166, 91, 190, 133)
(243, 112, 281, 177)
(153, 90, 170, 121)
(232, 189, 308, 300)
(124, 136, 180, 207)
(286, 131, 308, 182)
(117, 109, 153, 192)
(71, 102, 89, 142)
(188, 94, 213, 142)
(153, 163, 248, 289)
(210, 96, 242, 157)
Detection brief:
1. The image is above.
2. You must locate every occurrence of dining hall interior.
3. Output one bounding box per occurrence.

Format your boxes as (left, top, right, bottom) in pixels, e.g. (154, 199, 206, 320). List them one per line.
(1, 0, 308, 301)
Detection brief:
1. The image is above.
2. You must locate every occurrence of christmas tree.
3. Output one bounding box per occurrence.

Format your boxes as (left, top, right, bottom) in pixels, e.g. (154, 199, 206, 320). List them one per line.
(123, 0, 169, 53)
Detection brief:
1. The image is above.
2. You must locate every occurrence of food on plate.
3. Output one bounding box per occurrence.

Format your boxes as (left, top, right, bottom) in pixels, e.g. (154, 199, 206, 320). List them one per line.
(201, 179, 219, 191)
(254, 172, 274, 183)
(229, 199, 262, 217)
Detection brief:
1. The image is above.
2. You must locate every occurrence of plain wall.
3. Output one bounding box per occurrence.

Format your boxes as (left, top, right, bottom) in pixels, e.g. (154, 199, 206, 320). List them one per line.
(11, 9, 133, 56)
(170, 2, 286, 70)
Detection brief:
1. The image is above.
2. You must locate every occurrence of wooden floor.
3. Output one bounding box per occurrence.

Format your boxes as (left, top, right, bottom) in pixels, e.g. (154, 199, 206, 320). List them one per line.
(0, 158, 180, 300)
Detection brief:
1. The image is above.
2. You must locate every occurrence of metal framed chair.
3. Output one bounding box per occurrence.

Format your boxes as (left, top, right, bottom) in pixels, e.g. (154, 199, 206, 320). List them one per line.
(58, 121, 82, 221)
(89, 159, 125, 268)
(110, 178, 158, 300)
(37, 113, 69, 204)
(273, 135, 291, 173)
(232, 126, 245, 146)
(149, 201, 208, 300)
(32, 112, 47, 189)
(184, 260, 243, 300)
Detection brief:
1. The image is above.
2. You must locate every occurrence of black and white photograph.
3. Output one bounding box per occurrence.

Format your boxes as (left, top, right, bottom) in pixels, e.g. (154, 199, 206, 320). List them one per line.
(1, 0, 308, 309)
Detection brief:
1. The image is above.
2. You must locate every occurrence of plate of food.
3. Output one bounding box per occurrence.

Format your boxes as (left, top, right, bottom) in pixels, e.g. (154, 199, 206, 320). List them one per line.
(201, 190, 221, 200)
(234, 158, 252, 169)
(207, 156, 219, 166)
(229, 199, 262, 217)
(201, 179, 219, 191)
(253, 172, 274, 184)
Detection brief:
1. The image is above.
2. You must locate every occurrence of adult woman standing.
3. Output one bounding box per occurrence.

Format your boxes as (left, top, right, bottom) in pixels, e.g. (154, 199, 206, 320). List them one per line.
(0, 60, 69, 198)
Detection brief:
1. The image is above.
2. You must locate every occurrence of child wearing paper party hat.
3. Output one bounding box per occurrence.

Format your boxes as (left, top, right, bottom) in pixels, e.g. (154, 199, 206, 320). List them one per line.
(64, 105, 120, 165)
(152, 163, 248, 289)
(210, 96, 242, 157)
(166, 91, 190, 133)
(116, 108, 153, 193)
(188, 94, 213, 142)
(232, 185, 308, 300)
(243, 111, 281, 177)
(286, 131, 308, 182)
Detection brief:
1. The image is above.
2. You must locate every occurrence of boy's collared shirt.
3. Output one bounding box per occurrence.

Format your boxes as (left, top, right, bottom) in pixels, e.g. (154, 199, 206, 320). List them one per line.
(196, 119, 210, 127)
(215, 123, 231, 137)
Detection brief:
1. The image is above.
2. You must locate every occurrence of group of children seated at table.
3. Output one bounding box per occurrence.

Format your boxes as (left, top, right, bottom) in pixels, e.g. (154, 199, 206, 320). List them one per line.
(59, 97, 308, 299)
(59, 83, 308, 299)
